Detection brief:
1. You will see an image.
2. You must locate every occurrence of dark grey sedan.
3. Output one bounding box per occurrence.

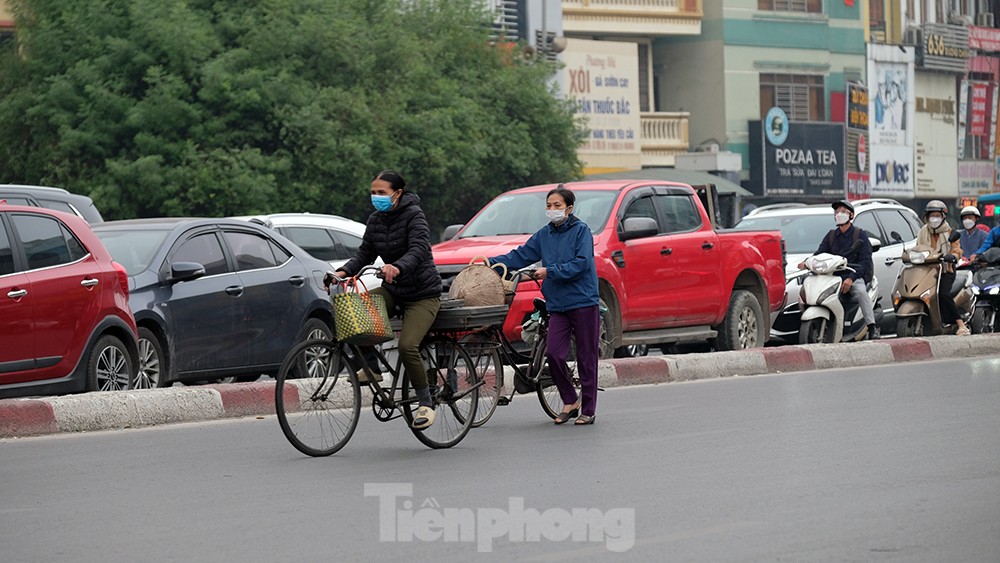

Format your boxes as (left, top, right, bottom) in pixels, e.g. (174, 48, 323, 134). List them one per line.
(93, 218, 334, 387)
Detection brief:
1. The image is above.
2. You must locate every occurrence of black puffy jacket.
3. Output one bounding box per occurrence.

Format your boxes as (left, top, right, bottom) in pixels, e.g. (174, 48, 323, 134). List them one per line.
(341, 191, 443, 302)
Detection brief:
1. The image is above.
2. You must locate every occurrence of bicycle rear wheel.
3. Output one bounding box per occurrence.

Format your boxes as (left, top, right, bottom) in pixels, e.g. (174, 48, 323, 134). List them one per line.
(275, 339, 361, 457)
(533, 334, 581, 420)
(461, 333, 503, 427)
(403, 337, 480, 448)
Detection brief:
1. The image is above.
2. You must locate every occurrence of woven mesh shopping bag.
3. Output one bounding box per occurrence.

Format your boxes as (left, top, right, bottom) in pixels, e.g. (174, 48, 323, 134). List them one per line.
(331, 281, 394, 346)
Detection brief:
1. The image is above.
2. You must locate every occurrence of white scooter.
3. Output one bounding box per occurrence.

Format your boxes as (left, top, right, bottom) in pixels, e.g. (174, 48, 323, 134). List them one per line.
(791, 247, 881, 344)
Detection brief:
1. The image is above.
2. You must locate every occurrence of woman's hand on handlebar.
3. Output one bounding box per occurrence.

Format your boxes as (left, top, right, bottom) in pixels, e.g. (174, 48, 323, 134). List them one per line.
(323, 270, 349, 291)
(381, 263, 400, 284)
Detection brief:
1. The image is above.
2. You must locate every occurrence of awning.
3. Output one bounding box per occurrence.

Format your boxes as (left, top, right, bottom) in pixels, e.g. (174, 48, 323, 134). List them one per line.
(583, 168, 752, 197)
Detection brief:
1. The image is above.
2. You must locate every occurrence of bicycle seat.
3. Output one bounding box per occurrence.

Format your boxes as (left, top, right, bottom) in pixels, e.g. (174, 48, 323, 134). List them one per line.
(532, 298, 547, 315)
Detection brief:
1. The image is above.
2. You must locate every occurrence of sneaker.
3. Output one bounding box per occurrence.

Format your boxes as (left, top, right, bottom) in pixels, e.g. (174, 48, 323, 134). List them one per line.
(956, 326, 971, 336)
(356, 368, 383, 384)
(866, 324, 881, 340)
(411, 406, 436, 429)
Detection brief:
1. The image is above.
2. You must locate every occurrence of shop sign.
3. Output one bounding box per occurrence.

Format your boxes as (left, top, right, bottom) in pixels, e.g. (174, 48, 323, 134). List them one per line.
(958, 160, 994, 196)
(918, 23, 970, 72)
(847, 172, 871, 200)
(971, 82, 990, 136)
(969, 25, 1000, 53)
(759, 121, 845, 198)
(847, 83, 868, 131)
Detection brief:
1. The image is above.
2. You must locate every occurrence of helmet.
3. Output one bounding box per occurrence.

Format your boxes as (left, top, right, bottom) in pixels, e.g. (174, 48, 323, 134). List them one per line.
(960, 205, 981, 218)
(924, 200, 948, 218)
(831, 199, 855, 214)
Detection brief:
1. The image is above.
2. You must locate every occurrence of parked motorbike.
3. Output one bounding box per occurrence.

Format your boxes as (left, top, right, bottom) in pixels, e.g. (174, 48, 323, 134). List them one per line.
(970, 247, 1000, 334)
(792, 244, 882, 344)
(892, 232, 975, 337)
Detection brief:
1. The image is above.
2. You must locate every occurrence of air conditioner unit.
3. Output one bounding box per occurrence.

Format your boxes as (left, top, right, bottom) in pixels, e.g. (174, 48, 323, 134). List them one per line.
(904, 26, 921, 46)
(949, 11, 974, 26)
(977, 12, 995, 27)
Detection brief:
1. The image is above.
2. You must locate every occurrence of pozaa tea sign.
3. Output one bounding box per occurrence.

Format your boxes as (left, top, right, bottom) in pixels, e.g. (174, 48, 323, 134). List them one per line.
(761, 120, 846, 198)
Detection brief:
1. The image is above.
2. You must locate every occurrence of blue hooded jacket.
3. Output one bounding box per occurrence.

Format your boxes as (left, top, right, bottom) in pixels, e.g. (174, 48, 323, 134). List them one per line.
(490, 214, 599, 313)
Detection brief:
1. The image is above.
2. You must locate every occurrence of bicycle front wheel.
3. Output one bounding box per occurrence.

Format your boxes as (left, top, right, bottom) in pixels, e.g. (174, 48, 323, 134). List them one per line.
(403, 338, 480, 449)
(461, 333, 503, 427)
(275, 339, 361, 457)
(533, 334, 581, 420)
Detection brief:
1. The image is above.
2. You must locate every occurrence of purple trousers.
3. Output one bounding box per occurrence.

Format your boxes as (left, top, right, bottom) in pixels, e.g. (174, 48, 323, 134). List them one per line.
(546, 304, 600, 417)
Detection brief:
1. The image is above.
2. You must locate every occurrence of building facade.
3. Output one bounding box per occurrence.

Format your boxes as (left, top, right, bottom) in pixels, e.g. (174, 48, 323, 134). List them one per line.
(657, 0, 866, 198)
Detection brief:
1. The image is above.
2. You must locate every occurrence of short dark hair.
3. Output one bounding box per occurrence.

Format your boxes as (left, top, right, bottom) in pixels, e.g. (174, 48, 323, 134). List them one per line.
(546, 185, 575, 207)
(373, 169, 406, 191)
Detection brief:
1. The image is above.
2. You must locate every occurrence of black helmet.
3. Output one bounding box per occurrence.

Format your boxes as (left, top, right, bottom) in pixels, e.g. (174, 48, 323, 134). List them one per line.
(831, 199, 855, 214)
(925, 200, 948, 218)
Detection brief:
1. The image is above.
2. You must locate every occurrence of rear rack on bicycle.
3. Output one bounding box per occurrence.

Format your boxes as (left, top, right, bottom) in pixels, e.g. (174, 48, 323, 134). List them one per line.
(390, 303, 509, 332)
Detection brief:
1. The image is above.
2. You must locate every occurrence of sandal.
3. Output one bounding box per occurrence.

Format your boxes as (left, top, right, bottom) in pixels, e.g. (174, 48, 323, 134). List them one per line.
(574, 414, 596, 425)
(554, 404, 580, 425)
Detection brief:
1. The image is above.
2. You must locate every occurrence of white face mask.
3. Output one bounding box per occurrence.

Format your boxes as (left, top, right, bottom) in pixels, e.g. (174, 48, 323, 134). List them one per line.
(963, 219, 977, 230)
(928, 217, 943, 228)
(834, 212, 850, 226)
(546, 209, 567, 224)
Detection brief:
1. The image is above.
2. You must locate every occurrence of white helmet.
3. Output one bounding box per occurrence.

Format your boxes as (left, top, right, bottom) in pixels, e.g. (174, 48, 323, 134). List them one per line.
(961, 205, 981, 218)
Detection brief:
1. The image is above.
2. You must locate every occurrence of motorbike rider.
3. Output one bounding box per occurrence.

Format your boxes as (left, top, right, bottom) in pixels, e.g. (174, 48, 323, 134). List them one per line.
(797, 199, 879, 339)
(918, 200, 970, 336)
(970, 211, 1000, 262)
(958, 206, 987, 260)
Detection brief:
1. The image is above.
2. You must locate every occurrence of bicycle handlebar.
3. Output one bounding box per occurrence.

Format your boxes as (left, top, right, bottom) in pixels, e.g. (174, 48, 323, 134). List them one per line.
(324, 265, 384, 287)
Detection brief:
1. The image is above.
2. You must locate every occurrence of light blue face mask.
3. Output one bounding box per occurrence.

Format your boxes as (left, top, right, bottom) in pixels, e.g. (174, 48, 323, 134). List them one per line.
(372, 194, 394, 212)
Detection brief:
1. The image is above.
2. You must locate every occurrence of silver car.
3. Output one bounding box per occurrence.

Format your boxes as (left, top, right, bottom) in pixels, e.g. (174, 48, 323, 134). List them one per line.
(734, 199, 922, 341)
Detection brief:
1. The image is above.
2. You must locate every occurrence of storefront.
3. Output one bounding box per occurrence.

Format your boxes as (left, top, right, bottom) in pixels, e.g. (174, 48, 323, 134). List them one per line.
(967, 25, 1000, 207)
(913, 23, 968, 200)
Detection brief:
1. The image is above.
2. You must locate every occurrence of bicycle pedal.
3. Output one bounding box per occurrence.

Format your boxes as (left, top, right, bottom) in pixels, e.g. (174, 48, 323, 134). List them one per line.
(497, 397, 511, 406)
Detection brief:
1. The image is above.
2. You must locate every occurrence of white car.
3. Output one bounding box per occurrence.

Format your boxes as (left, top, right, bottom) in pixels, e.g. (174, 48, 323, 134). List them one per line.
(734, 199, 923, 341)
(236, 213, 383, 290)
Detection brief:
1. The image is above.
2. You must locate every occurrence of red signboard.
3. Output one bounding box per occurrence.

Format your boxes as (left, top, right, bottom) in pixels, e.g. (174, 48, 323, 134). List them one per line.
(970, 26, 1000, 53)
(971, 83, 989, 136)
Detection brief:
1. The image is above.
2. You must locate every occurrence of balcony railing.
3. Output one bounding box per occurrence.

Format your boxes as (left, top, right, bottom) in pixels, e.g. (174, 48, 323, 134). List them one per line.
(562, 0, 702, 36)
(640, 112, 689, 167)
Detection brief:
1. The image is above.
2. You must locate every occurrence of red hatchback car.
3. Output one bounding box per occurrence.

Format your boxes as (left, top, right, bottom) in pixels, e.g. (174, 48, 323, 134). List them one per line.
(0, 202, 138, 398)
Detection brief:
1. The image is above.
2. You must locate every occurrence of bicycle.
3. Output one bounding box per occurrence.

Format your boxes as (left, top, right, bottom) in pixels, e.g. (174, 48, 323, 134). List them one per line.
(462, 268, 586, 426)
(274, 266, 491, 457)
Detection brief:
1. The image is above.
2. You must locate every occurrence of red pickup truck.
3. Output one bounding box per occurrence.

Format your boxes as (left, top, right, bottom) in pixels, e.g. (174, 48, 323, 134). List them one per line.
(432, 180, 786, 356)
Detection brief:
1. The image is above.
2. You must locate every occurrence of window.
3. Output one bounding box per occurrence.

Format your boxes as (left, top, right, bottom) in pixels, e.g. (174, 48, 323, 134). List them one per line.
(759, 73, 825, 121)
(171, 233, 228, 276)
(270, 240, 291, 264)
(281, 227, 342, 262)
(0, 221, 13, 275)
(876, 210, 918, 244)
(0, 197, 32, 207)
(853, 212, 883, 245)
(11, 214, 81, 270)
(223, 231, 281, 271)
(330, 230, 363, 259)
(38, 199, 78, 216)
(870, 0, 886, 29)
(638, 43, 651, 112)
(655, 194, 702, 233)
(622, 196, 658, 226)
(758, 0, 822, 12)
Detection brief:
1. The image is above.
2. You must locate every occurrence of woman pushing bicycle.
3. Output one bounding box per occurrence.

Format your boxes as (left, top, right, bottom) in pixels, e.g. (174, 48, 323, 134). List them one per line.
(489, 185, 601, 425)
(327, 170, 443, 429)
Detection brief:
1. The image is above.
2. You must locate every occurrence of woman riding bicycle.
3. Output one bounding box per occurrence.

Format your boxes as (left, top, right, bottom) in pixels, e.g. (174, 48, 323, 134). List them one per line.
(489, 186, 601, 425)
(328, 170, 443, 429)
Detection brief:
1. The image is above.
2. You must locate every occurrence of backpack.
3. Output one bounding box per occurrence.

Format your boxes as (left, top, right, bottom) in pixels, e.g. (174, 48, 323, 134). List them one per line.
(825, 227, 873, 285)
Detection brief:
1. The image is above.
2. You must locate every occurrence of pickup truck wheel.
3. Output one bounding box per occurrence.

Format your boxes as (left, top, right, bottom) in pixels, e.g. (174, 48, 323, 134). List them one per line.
(715, 290, 765, 351)
(598, 298, 614, 359)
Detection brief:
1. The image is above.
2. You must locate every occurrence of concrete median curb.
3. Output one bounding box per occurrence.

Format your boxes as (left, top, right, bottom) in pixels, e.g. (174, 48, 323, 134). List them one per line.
(3, 334, 999, 438)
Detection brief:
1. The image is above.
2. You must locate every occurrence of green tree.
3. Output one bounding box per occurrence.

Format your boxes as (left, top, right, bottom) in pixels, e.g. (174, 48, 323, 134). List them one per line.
(0, 0, 583, 235)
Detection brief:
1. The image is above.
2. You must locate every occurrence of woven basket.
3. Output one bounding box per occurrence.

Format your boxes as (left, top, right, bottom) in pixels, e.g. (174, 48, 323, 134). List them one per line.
(448, 256, 506, 307)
